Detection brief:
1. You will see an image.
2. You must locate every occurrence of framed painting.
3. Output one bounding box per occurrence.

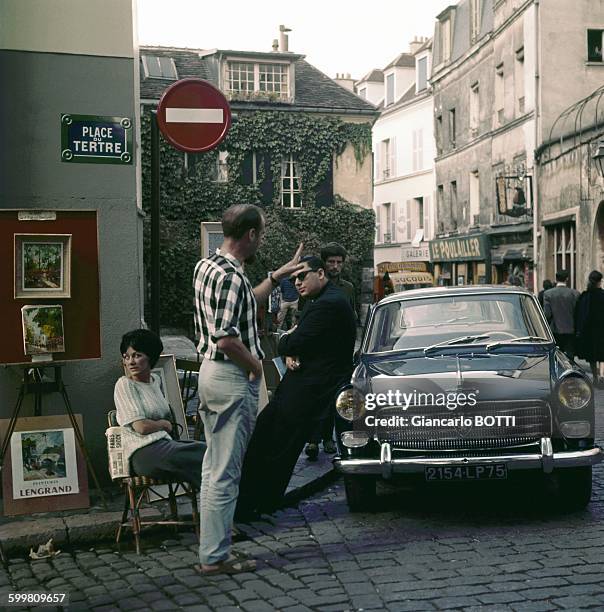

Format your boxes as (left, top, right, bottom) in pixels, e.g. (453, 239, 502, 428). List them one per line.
(152, 354, 189, 441)
(1, 414, 89, 516)
(21, 305, 65, 360)
(14, 234, 72, 298)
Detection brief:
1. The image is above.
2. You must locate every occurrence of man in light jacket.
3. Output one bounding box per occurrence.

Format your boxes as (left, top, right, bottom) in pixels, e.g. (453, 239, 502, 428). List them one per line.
(543, 269, 580, 360)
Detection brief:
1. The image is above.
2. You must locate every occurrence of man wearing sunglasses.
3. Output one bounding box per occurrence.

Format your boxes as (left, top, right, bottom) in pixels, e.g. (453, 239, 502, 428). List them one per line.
(236, 255, 356, 518)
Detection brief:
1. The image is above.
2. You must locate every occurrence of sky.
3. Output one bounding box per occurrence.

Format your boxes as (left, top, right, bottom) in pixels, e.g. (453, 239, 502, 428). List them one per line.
(136, 0, 453, 80)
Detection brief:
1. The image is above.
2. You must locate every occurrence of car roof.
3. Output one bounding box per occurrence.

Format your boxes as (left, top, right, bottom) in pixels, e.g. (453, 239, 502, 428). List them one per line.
(378, 285, 533, 306)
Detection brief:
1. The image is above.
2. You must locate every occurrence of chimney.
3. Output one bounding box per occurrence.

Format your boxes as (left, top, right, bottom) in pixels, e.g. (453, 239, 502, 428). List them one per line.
(409, 36, 423, 55)
(334, 72, 356, 92)
(272, 39, 279, 52)
(279, 25, 291, 52)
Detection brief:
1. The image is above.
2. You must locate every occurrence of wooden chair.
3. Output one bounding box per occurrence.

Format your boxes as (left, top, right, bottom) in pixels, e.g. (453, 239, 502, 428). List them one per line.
(106, 410, 200, 554)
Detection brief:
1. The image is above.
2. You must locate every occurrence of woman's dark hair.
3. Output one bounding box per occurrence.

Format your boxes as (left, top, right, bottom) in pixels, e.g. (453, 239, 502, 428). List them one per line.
(120, 329, 163, 368)
(222, 204, 264, 239)
(587, 270, 603, 291)
(542, 279, 553, 291)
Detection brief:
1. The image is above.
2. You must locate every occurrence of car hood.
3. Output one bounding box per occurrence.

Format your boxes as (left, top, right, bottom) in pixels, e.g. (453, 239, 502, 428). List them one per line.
(360, 352, 553, 402)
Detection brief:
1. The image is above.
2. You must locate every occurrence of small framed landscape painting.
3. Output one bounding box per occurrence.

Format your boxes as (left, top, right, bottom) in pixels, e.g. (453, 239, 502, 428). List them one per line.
(21, 305, 65, 358)
(14, 234, 72, 298)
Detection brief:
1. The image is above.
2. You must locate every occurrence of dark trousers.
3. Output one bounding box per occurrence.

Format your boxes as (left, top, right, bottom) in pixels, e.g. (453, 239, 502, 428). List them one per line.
(554, 333, 576, 359)
(308, 410, 335, 444)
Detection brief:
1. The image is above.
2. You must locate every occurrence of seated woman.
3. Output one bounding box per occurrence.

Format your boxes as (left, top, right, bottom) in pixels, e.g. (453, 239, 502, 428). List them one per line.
(114, 329, 204, 489)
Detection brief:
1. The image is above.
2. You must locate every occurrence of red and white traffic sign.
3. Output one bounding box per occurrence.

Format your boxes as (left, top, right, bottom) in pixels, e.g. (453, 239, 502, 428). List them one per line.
(156, 78, 231, 153)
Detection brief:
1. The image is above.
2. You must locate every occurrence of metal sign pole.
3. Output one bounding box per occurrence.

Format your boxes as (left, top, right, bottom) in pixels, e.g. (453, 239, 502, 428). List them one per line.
(150, 111, 160, 335)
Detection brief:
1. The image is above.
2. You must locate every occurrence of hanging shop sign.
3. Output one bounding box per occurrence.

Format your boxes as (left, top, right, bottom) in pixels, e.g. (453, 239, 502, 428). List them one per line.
(377, 261, 428, 274)
(61, 114, 133, 164)
(429, 234, 489, 262)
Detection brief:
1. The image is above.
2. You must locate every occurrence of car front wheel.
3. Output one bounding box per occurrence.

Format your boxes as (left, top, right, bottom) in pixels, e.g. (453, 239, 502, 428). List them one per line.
(555, 466, 592, 511)
(344, 475, 377, 512)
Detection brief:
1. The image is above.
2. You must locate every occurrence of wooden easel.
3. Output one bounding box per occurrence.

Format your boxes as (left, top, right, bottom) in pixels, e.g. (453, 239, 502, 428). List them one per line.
(0, 364, 107, 509)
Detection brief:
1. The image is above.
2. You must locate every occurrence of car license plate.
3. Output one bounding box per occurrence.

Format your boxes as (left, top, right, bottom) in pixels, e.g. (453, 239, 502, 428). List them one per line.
(425, 464, 507, 481)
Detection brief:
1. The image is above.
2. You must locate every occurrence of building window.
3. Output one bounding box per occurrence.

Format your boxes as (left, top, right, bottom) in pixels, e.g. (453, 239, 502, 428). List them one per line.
(549, 222, 576, 287)
(382, 203, 395, 243)
(259, 63, 289, 97)
(377, 138, 396, 180)
(587, 29, 604, 62)
(412, 129, 423, 172)
(141, 55, 178, 80)
(470, 82, 480, 137)
(450, 181, 458, 229)
(215, 151, 229, 183)
(437, 185, 445, 232)
(469, 170, 480, 225)
(358, 87, 367, 99)
(281, 155, 302, 208)
(495, 62, 504, 125)
(515, 47, 525, 115)
(470, 0, 481, 42)
(385, 73, 395, 106)
(441, 18, 451, 63)
(227, 61, 289, 99)
(409, 197, 424, 236)
(416, 56, 428, 92)
(436, 115, 443, 154)
(449, 108, 456, 147)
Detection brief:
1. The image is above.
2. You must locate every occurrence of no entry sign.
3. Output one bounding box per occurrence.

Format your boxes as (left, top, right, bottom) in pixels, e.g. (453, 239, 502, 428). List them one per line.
(156, 78, 231, 153)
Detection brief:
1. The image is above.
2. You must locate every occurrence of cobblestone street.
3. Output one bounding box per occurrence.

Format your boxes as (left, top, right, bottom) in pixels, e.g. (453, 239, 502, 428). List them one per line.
(2, 388, 604, 611)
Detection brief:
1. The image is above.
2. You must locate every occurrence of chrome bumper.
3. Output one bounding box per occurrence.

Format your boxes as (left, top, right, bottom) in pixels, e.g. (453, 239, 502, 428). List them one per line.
(334, 438, 603, 478)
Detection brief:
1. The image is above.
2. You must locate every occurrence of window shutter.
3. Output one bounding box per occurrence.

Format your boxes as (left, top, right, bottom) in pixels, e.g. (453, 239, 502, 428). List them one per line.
(391, 202, 397, 241)
(316, 156, 334, 207)
(374, 144, 381, 180)
(258, 154, 273, 204)
(375, 205, 381, 242)
(389, 136, 397, 178)
(424, 195, 431, 240)
(406, 200, 412, 241)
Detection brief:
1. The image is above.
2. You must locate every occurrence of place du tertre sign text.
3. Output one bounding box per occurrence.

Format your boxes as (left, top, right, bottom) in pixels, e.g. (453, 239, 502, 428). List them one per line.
(61, 114, 133, 164)
(429, 234, 489, 262)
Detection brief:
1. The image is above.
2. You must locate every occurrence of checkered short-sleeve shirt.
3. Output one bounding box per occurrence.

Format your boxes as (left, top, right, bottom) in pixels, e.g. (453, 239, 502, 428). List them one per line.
(193, 251, 264, 361)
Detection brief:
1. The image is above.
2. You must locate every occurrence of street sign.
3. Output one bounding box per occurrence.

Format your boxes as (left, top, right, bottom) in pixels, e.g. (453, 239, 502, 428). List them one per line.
(61, 114, 133, 164)
(156, 78, 231, 153)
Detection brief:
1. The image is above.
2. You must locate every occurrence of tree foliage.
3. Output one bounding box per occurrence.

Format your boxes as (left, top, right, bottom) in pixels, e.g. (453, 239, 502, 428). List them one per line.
(141, 109, 375, 328)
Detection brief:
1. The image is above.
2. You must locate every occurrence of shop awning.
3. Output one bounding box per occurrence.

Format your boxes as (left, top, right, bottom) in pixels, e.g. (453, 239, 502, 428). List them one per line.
(391, 271, 434, 285)
(490, 243, 533, 265)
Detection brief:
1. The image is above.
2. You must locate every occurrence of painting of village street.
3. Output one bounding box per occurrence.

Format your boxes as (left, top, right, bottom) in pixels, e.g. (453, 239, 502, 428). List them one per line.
(21, 305, 65, 355)
(20, 430, 67, 481)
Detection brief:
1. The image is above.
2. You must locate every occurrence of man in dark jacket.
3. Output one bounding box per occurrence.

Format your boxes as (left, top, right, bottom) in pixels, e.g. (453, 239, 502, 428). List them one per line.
(236, 256, 356, 517)
(544, 269, 580, 359)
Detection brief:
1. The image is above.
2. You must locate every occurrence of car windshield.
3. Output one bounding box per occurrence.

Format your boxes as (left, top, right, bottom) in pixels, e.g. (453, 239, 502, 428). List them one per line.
(365, 292, 550, 353)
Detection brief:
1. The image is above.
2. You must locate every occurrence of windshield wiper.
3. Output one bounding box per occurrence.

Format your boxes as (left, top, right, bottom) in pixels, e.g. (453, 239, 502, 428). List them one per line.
(424, 335, 490, 354)
(486, 336, 550, 350)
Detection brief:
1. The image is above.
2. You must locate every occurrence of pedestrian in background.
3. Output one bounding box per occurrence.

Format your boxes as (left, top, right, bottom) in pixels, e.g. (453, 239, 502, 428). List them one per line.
(236, 255, 356, 517)
(277, 276, 299, 331)
(575, 270, 604, 387)
(193, 204, 302, 576)
(543, 269, 580, 360)
(538, 279, 554, 307)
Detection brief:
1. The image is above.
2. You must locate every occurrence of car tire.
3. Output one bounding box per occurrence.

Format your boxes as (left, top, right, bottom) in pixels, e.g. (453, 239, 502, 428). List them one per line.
(555, 466, 592, 511)
(344, 475, 377, 512)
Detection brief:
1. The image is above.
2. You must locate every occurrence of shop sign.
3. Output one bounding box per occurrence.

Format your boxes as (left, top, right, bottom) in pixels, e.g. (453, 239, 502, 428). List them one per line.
(400, 243, 429, 261)
(61, 114, 133, 164)
(392, 271, 434, 285)
(429, 234, 489, 262)
(377, 261, 428, 274)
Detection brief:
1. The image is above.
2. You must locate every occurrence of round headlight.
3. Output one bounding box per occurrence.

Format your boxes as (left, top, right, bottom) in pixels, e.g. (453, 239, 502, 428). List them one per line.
(335, 388, 366, 421)
(558, 376, 592, 410)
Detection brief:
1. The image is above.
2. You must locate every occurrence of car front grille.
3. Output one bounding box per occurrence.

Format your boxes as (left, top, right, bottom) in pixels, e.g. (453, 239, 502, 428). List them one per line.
(374, 401, 552, 451)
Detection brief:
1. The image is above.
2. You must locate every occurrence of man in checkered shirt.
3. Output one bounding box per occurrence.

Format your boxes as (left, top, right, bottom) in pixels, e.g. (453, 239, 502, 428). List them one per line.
(193, 204, 302, 575)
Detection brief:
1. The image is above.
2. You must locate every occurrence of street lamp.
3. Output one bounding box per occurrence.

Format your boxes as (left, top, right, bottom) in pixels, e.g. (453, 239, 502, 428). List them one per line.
(593, 141, 604, 178)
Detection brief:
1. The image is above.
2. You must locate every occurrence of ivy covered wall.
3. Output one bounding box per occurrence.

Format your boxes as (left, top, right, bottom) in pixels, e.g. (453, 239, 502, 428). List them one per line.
(141, 109, 375, 328)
